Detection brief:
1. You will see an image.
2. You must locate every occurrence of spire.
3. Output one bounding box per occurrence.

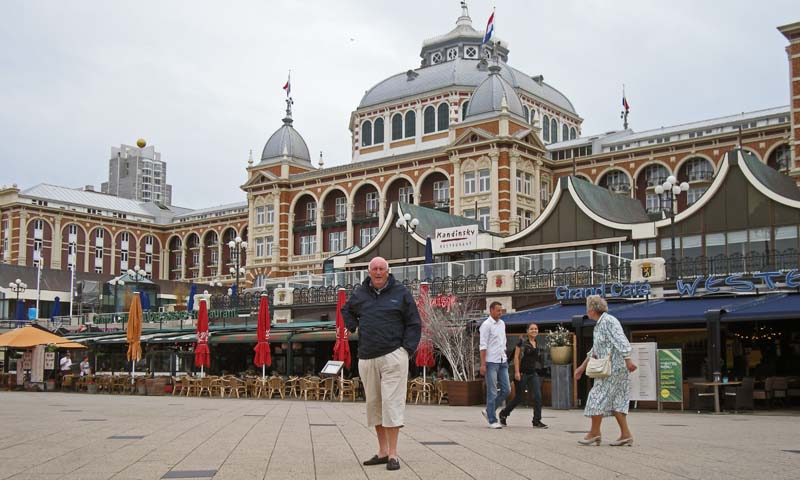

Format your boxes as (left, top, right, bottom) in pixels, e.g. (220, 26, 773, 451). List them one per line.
(457, 1, 472, 26)
(318, 151, 324, 169)
(283, 70, 294, 125)
(247, 149, 253, 167)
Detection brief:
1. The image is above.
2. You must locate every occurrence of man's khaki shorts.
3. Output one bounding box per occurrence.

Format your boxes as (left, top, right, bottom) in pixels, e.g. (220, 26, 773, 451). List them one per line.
(359, 347, 409, 428)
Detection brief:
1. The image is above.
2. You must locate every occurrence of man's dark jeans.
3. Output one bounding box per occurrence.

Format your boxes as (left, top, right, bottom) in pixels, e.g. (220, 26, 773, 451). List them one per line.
(501, 371, 543, 423)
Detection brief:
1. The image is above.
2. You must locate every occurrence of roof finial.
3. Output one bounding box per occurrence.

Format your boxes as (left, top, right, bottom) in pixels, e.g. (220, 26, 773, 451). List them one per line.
(620, 84, 630, 130)
(318, 151, 324, 169)
(457, 1, 472, 26)
(247, 149, 253, 166)
(282, 70, 294, 125)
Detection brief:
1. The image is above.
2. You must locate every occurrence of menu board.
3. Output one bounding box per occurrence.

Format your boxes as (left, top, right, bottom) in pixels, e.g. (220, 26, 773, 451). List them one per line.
(657, 349, 683, 403)
(628, 342, 657, 401)
(44, 352, 55, 370)
(22, 351, 32, 370)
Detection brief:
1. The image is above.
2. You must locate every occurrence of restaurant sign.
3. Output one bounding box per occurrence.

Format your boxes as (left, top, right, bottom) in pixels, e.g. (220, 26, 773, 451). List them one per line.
(555, 281, 651, 300)
(432, 225, 478, 254)
(658, 348, 683, 403)
(675, 270, 800, 296)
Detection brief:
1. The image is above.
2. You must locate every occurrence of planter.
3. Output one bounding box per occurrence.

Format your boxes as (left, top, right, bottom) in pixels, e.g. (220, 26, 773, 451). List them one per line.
(45, 380, 57, 392)
(86, 383, 98, 394)
(146, 377, 168, 396)
(444, 380, 484, 406)
(136, 380, 147, 395)
(550, 346, 572, 365)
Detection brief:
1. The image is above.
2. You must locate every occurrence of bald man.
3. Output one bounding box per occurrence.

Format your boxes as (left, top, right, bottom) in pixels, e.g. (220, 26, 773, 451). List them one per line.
(342, 256, 421, 471)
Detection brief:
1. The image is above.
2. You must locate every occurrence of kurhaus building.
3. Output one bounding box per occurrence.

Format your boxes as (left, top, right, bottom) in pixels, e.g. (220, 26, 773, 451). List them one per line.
(1, 6, 799, 296)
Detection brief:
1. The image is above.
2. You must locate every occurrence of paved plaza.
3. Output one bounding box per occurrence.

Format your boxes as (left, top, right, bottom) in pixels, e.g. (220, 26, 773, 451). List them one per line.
(0, 392, 798, 480)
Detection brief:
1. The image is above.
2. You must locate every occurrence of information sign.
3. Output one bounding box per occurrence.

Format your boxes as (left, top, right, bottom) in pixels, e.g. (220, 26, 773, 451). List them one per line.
(657, 348, 683, 403)
(628, 342, 657, 401)
(44, 352, 55, 370)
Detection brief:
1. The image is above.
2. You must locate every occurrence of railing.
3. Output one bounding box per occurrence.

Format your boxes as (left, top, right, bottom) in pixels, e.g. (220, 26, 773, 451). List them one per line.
(664, 250, 800, 279)
(514, 264, 632, 291)
(352, 209, 379, 222)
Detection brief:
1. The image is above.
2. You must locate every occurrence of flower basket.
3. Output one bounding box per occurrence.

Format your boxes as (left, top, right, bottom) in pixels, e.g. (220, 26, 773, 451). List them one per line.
(547, 325, 573, 365)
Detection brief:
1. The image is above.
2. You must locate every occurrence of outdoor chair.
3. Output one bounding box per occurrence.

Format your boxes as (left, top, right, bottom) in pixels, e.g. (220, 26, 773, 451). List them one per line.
(61, 375, 75, 392)
(246, 377, 263, 398)
(339, 378, 357, 402)
(318, 377, 335, 401)
(197, 377, 214, 397)
(226, 378, 248, 398)
(284, 376, 299, 398)
(299, 378, 319, 400)
(435, 379, 449, 404)
(266, 376, 285, 399)
(688, 377, 715, 412)
(96, 375, 113, 394)
(351, 377, 362, 400)
(769, 377, 788, 406)
(724, 377, 754, 412)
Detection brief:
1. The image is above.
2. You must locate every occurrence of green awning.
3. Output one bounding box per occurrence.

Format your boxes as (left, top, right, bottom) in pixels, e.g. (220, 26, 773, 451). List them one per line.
(210, 331, 292, 344)
(291, 330, 358, 343)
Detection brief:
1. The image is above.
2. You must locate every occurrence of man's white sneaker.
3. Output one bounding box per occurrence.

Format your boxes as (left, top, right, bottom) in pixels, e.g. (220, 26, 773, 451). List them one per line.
(488, 422, 503, 429)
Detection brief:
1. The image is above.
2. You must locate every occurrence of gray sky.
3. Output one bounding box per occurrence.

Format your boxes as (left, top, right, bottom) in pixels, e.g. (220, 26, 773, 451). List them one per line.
(1, 0, 797, 208)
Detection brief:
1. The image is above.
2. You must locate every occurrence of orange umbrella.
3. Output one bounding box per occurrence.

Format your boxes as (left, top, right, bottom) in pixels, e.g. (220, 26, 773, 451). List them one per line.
(126, 293, 142, 379)
(0, 326, 85, 349)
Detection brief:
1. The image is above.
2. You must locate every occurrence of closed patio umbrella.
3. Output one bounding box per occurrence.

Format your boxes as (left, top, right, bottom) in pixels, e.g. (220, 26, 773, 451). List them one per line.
(424, 236, 434, 281)
(253, 294, 272, 380)
(194, 299, 210, 375)
(415, 283, 435, 382)
(51, 296, 61, 319)
(126, 292, 143, 383)
(333, 288, 351, 400)
(16, 299, 25, 322)
(140, 291, 151, 312)
(187, 283, 197, 311)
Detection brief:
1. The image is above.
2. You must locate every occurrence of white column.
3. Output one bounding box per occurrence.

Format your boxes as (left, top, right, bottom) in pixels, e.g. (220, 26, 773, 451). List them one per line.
(316, 208, 324, 255)
(509, 152, 520, 233)
(18, 212, 28, 266)
(534, 159, 543, 216)
(451, 154, 461, 213)
(489, 150, 500, 230)
(346, 202, 354, 248)
(52, 215, 63, 269)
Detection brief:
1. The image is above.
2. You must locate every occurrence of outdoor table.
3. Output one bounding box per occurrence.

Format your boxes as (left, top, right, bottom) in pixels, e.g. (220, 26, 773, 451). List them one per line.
(693, 381, 742, 413)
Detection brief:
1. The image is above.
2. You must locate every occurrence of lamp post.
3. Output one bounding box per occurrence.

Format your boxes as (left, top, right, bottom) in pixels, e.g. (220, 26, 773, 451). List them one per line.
(68, 254, 75, 318)
(227, 236, 247, 296)
(395, 212, 420, 281)
(127, 266, 147, 291)
(110, 278, 125, 312)
(9, 278, 27, 301)
(654, 175, 689, 279)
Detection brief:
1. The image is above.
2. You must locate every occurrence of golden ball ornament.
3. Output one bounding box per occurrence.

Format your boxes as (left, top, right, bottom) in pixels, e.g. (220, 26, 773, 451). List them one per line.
(136, 138, 147, 148)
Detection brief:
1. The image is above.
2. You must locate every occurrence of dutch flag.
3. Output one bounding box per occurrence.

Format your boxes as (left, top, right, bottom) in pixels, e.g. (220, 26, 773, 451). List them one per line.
(482, 10, 495, 45)
(282, 73, 291, 97)
(622, 95, 630, 112)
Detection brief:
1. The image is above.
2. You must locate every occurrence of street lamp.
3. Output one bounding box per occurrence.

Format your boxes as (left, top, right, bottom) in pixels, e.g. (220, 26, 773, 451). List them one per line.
(127, 266, 147, 291)
(395, 212, 420, 280)
(227, 236, 247, 295)
(110, 278, 125, 312)
(9, 278, 27, 323)
(654, 175, 690, 279)
(68, 254, 76, 318)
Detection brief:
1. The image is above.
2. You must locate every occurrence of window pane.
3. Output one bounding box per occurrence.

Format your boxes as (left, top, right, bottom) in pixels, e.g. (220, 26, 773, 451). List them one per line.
(775, 226, 797, 253)
(424, 106, 435, 134)
(542, 115, 550, 141)
(405, 111, 416, 137)
(461, 101, 469, 121)
(361, 121, 372, 147)
(748, 228, 769, 255)
(392, 114, 403, 141)
(374, 118, 384, 144)
(437, 103, 449, 131)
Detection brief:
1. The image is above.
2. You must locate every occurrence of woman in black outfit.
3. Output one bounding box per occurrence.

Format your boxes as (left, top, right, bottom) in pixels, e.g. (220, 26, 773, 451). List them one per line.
(499, 323, 548, 428)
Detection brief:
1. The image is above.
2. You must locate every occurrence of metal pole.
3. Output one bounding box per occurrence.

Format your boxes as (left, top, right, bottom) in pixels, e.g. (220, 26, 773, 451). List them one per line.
(35, 262, 41, 319)
(670, 191, 676, 280)
(69, 264, 74, 318)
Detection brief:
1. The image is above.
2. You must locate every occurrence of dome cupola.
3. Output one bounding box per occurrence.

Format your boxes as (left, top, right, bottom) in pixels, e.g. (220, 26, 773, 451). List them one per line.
(259, 99, 311, 166)
(464, 64, 526, 122)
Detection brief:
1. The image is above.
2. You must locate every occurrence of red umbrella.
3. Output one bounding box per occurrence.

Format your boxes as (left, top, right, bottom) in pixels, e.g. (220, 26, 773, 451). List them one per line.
(333, 288, 351, 368)
(254, 294, 272, 378)
(194, 299, 210, 372)
(415, 283, 435, 374)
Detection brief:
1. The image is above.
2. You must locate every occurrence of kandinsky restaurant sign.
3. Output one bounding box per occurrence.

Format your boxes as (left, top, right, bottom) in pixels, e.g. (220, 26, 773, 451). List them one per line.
(432, 225, 478, 254)
(554, 270, 800, 299)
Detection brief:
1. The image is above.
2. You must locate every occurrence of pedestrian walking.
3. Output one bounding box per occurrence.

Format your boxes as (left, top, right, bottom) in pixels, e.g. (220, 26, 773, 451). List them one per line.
(479, 301, 511, 429)
(574, 295, 637, 446)
(79, 355, 91, 377)
(499, 323, 547, 428)
(342, 256, 421, 471)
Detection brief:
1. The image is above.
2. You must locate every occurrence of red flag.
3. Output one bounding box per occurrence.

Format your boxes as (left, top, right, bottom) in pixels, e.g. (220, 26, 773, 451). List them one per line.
(194, 300, 210, 368)
(415, 283, 435, 368)
(254, 295, 272, 367)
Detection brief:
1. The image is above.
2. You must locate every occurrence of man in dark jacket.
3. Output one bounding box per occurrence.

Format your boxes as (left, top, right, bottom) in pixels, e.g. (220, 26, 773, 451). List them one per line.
(342, 256, 421, 472)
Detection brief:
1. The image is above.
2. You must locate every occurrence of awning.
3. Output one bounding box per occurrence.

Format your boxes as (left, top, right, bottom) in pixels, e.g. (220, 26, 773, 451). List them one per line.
(0, 326, 87, 349)
(95, 332, 165, 344)
(210, 331, 291, 344)
(147, 332, 201, 344)
(291, 330, 359, 343)
(503, 294, 799, 326)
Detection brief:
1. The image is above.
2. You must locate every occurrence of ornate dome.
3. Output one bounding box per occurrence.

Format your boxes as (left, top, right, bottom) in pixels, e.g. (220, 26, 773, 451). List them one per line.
(465, 64, 526, 121)
(259, 110, 311, 166)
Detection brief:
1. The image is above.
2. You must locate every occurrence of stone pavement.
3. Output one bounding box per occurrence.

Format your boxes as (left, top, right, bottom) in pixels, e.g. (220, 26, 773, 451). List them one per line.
(0, 392, 798, 480)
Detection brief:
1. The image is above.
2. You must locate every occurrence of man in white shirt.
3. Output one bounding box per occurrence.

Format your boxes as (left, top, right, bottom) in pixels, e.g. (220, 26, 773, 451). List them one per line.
(479, 301, 511, 429)
(59, 353, 72, 377)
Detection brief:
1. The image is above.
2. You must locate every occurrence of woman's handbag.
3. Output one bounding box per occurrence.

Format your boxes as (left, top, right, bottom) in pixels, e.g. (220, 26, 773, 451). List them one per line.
(586, 354, 611, 378)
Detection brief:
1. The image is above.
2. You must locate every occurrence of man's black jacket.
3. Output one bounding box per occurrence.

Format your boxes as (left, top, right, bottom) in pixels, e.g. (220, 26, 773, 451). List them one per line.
(341, 274, 421, 360)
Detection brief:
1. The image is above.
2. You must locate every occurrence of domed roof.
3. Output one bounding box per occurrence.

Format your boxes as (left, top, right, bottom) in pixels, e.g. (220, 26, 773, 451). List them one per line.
(358, 59, 576, 115)
(259, 113, 311, 166)
(465, 65, 526, 121)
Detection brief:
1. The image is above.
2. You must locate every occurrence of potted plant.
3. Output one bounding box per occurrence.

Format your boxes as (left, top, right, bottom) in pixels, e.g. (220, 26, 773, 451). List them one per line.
(85, 378, 97, 394)
(45, 345, 58, 391)
(417, 292, 483, 406)
(547, 325, 573, 365)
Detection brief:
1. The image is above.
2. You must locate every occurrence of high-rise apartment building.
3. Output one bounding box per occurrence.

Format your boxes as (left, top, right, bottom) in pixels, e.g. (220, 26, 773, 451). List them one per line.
(101, 144, 173, 206)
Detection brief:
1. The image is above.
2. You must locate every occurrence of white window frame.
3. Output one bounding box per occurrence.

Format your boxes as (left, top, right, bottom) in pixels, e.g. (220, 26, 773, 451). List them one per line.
(478, 207, 490, 230)
(366, 192, 379, 215)
(335, 197, 347, 222)
(399, 186, 413, 204)
(266, 205, 275, 224)
(478, 169, 490, 192)
(255, 237, 264, 257)
(256, 206, 265, 226)
(433, 180, 449, 205)
(265, 236, 274, 257)
(464, 172, 476, 195)
(300, 235, 317, 255)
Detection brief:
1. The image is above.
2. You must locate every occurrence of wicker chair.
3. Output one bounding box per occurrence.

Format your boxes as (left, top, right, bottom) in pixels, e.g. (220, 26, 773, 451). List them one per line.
(435, 379, 449, 404)
(339, 378, 357, 402)
(300, 378, 320, 400)
(266, 376, 285, 399)
(318, 377, 336, 401)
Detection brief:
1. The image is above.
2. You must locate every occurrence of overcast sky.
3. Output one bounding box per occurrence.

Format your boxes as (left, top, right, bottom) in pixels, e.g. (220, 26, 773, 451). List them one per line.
(1, 0, 797, 208)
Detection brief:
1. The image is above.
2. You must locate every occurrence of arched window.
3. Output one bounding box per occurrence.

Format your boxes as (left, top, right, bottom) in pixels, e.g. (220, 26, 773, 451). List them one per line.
(570, 127, 577, 140)
(404, 110, 416, 138)
(424, 106, 436, 134)
(361, 120, 372, 147)
(437, 103, 449, 131)
(461, 101, 469, 121)
(562, 124, 569, 142)
(522, 105, 529, 123)
(767, 144, 791, 172)
(600, 170, 631, 194)
(542, 114, 550, 142)
(374, 118, 384, 144)
(551, 118, 558, 143)
(391, 113, 403, 141)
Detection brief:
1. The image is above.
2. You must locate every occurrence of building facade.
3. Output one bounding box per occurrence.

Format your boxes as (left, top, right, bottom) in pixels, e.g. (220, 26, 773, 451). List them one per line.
(1, 9, 798, 295)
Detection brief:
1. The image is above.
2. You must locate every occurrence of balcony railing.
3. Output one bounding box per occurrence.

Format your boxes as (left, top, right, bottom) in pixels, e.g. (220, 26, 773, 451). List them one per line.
(352, 209, 380, 222)
(664, 250, 799, 279)
(687, 171, 714, 182)
(608, 183, 631, 194)
(321, 214, 347, 227)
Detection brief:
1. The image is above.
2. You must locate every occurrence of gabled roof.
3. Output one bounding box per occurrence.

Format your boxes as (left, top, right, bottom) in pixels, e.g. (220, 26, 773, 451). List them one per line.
(738, 149, 800, 202)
